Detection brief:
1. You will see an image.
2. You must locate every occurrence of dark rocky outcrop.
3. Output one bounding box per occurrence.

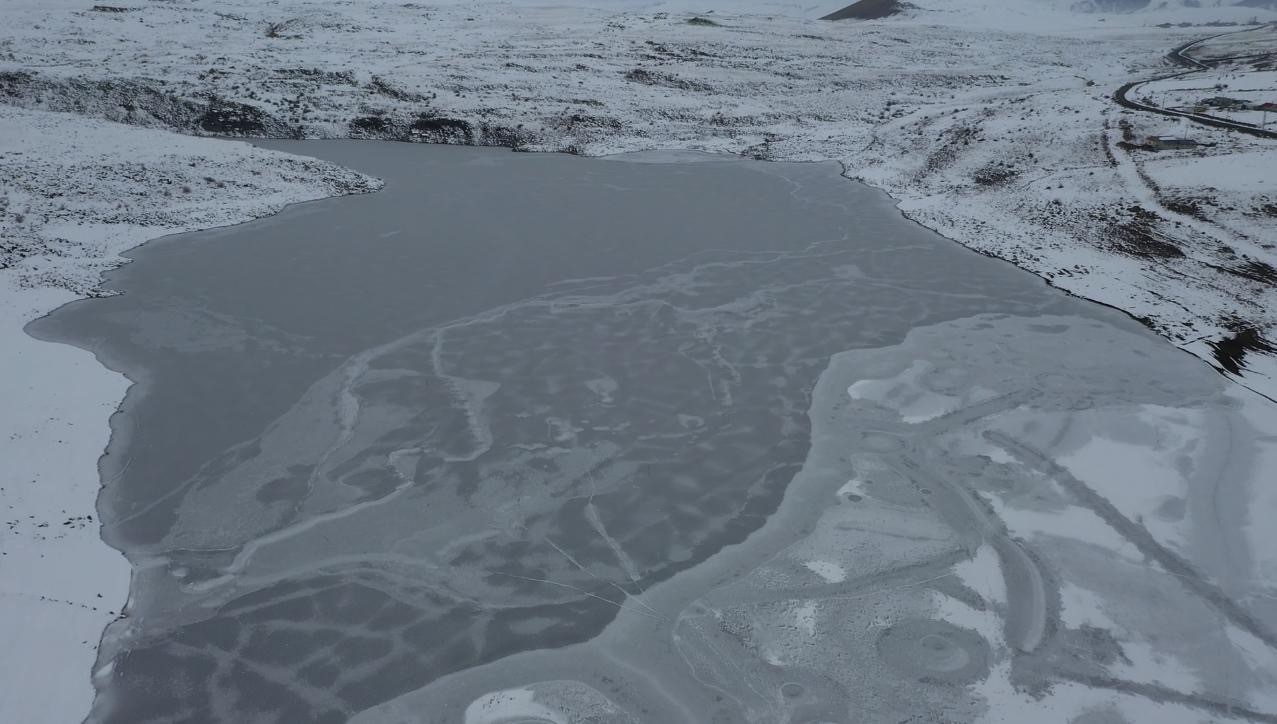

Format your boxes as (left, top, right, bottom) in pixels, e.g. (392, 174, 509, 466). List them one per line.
(410, 115, 474, 144)
(344, 112, 537, 148)
(1, 72, 199, 129)
(0, 72, 297, 137)
(822, 0, 911, 20)
(1209, 326, 1277, 375)
(349, 115, 390, 134)
(0, 70, 538, 149)
(623, 68, 712, 92)
(200, 97, 296, 137)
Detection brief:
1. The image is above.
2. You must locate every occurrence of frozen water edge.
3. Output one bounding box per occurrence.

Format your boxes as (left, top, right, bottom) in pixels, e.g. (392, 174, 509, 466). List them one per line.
(0, 108, 380, 724)
(2, 0, 1274, 397)
(1, 5, 1275, 710)
(0, 286, 130, 724)
(44, 140, 1082, 721)
(2, 118, 1277, 724)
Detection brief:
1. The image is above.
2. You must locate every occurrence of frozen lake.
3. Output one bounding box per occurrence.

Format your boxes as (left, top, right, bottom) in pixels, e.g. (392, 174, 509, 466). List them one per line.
(33, 141, 1277, 723)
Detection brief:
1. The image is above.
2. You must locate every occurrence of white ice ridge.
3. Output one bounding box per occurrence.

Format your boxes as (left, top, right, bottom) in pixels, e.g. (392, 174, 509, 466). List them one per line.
(465, 688, 566, 724)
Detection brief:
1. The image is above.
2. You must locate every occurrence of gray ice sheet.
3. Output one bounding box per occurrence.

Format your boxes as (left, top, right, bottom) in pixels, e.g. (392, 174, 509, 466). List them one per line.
(31, 141, 1277, 723)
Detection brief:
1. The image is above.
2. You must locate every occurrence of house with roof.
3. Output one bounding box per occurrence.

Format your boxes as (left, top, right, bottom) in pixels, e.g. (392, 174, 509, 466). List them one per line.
(1145, 135, 1198, 150)
(1200, 96, 1249, 110)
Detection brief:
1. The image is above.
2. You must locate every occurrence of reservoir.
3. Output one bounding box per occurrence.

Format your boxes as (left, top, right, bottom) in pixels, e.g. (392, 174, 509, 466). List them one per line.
(32, 141, 1277, 723)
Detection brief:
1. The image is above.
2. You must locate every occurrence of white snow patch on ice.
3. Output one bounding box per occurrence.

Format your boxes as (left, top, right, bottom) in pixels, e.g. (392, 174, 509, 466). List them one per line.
(986, 496, 1135, 560)
(975, 659, 1246, 723)
(1055, 407, 1196, 549)
(1225, 626, 1277, 712)
(794, 601, 818, 637)
(1111, 640, 1202, 692)
(465, 687, 566, 724)
(931, 589, 1004, 651)
(803, 559, 846, 584)
(836, 478, 868, 501)
(954, 544, 1007, 607)
(1058, 581, 1113, 630)
(1228, 386, 1277, 595)
(847, 361, 963, 424)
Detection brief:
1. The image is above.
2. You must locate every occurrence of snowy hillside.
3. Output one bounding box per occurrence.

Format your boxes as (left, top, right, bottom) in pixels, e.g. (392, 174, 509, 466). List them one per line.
(2, 1, 1274, 385)
(0, 105, 378, 724)
(1, 0, 1276, 721)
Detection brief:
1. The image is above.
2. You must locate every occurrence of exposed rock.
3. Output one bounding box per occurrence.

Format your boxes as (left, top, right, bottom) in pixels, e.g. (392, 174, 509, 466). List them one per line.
(822, 0, 912, 21)
(410, 115, 474, 144)
(200, 97, 294, 137)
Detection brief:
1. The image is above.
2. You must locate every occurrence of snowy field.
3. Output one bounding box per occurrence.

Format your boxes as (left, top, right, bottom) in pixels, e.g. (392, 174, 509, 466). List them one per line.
(1, 1, 1274, 382)
(1, 0, 1276, 721)
(0, 108, 377, 723)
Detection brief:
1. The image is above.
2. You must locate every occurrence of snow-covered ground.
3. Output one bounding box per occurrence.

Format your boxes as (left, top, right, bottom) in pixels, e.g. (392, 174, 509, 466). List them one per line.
(1, 1, 1273, 376)
(0, 106, 377, 723)
(1, 0, 1275, 721)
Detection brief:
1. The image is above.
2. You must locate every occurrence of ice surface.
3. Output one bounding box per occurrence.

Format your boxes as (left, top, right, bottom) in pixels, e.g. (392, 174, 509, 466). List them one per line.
(4, 0, 1274, 390)
(356, 309, 1277, 723)
(5, 2, 1277, 719)
(0, 109, 380, 724)
(33, 142, 1277, 722)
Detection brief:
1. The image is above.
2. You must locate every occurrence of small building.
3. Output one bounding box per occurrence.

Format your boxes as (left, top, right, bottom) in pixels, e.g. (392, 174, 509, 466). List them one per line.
(1257, 102, 1277, 113)
(1145, 135, 1198, 150)
(1200, 96, 1248, 110)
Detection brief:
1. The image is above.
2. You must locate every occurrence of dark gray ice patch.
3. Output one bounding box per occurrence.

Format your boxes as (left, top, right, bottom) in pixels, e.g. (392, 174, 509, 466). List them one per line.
(1027, 323, 1071, 334)
(1070, 705, 1131, 724)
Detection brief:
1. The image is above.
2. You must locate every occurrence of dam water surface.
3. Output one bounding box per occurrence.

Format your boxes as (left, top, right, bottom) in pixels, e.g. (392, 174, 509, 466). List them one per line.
(32, 141, 1277, 723)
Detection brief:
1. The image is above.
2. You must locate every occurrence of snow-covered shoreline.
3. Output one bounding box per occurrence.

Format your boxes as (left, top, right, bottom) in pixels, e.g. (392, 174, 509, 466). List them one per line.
(1, 0, 1275, 720)
(0, 281, 129, 724)
(3, 1, 1272, 382)
(0, 106, 379, 723)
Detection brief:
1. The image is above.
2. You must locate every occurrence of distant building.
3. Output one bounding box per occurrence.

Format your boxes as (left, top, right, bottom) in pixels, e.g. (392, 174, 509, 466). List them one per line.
(1257, 102, 1277, 113)
(1145, 136, 1198, 150)
(1200, 96, 1248, 110)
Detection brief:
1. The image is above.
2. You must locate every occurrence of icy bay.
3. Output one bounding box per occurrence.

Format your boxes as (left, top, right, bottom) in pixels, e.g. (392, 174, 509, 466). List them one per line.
(32, 141, 1277, 723)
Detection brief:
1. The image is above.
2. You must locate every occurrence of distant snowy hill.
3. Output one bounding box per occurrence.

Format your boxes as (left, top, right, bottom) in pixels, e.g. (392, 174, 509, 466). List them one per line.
(488, 0, 1276, 15)
(824, 0, 1277, 14)
(402, 0, 1277, 30)
(816, 0, 1275, 32)
(330, 0, 1275, 20)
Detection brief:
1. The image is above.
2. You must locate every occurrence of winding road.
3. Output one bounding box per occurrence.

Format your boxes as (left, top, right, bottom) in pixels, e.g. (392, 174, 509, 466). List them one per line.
(1113, 25, 1277, 140)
